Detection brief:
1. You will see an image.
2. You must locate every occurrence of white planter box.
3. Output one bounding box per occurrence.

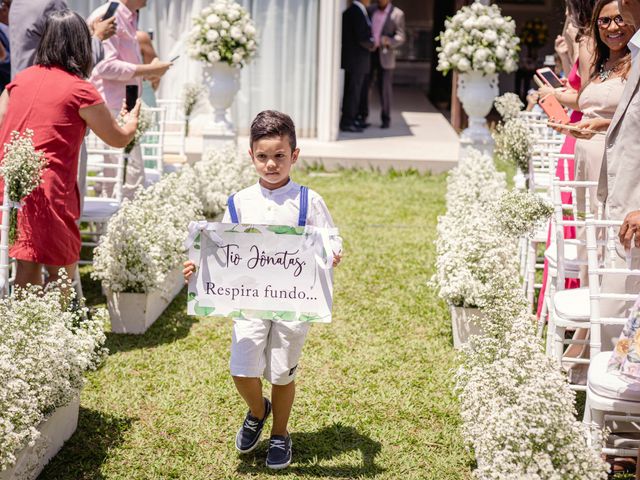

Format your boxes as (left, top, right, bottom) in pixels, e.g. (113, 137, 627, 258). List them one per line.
(105, 266, 185, 334)
(450, 305, 484, 349)
(0, 396, 80, 480)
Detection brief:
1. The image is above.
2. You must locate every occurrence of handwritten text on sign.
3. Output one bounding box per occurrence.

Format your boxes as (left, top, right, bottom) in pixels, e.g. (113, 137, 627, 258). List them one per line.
(187, 223, 336, 323)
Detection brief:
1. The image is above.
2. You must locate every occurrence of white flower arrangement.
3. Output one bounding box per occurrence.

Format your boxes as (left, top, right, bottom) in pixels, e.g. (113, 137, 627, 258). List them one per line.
(194, 146, 257, 218)
(92, 168, 204, 293)
(0, 278, 107, 472)
(494, 117, 533, 174)
(437, 1, 519, 75)
(457, 314, 608, 480)
(445, 148, 507, 218)
(0, 130, 48, 244)
(494, 93, 524, 122)
(434, 145, 608, 478)
(92, 146, 255, 293)
(493, 190, 553, 239)
(182, 83, 206, 137)
(432, 148, 513, 308)
(188, 0, 258, 68)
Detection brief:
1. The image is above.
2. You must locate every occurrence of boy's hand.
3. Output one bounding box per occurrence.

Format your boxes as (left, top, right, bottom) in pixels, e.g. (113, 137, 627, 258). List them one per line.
(333, 253, 342, 268)
(183, 260, 196, 284)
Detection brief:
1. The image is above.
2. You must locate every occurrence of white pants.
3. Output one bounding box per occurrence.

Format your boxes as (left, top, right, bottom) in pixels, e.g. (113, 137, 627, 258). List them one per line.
(230, 318, 310, 385)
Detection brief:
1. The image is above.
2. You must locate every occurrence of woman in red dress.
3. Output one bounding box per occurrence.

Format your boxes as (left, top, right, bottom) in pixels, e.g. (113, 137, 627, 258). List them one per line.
(0, 10, 140, 288)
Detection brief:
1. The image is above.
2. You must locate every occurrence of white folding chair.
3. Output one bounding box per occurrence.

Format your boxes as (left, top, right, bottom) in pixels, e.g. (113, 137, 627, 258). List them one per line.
(140, 106, 167, 187)
(584, 217, 640, 459)
(157, 99, 186, 157)
(0, 189, 9, 298)
(79, 134, 126, 265)
(546, 179, 604, 389)
(522, 150, 571, 313)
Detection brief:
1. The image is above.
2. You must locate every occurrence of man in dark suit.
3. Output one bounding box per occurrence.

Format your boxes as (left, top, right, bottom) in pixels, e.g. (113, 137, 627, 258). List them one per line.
(340, 0, 374, 133)
(359, 0, 405, 129)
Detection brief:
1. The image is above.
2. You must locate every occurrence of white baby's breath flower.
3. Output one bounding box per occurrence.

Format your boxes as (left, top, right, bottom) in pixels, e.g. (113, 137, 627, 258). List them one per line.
(92, 146, 255, 293)
(0, 279, 107, 471)
(493, 190, 553, 238)
(433, 143, 608, 479)
(493, 116, 533, 173)
(0, 129, 48, 244)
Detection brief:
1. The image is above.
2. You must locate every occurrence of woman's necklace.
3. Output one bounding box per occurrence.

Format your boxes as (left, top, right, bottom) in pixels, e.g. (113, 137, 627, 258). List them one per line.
(599, 60, 616, 82)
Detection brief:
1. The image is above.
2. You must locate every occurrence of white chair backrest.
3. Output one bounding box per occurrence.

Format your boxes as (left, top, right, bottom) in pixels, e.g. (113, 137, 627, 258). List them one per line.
(552, 178, 600, 287)
(0, 189, 9, 298)
(586, 217, 640, 357)
(85, 133, 126, 203)
(548, 152, 573, 182)
(157, 99, 186, 156)
(140, 106, 167, 174)
(529, 138, 565, 194)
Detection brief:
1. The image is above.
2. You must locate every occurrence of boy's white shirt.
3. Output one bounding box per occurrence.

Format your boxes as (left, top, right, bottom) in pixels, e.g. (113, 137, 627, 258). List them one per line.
(222, 180, 343, 254)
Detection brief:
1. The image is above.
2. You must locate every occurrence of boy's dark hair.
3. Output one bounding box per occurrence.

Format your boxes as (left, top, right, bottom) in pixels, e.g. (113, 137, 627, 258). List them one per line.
(250, 110, 297, 151)
(35, 10, 93, 78)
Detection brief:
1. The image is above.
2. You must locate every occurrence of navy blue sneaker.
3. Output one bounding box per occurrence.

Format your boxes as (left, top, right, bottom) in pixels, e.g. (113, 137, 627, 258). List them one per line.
(235, 398, 271, 453)
(266, 435, 292, 469)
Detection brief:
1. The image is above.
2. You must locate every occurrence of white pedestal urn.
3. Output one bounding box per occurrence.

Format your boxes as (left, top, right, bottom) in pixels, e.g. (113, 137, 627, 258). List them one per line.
(449, 305, 484, 349)
(0, 396, 80, 480)
(105, 266, 185, 334)
(202, 62, 241, 151)
(457, 71, 499, 147)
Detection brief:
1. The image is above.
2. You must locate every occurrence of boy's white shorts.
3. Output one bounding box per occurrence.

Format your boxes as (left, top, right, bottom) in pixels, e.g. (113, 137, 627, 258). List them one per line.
(230, 318, 311, 385)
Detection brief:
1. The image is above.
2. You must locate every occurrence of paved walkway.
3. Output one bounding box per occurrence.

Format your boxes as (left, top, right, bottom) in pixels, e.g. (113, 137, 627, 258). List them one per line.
(297, 86, 460, 173)
(176, 86, 460, 174)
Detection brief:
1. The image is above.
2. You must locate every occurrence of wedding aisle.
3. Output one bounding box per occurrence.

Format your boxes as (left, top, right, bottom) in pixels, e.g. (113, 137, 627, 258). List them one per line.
(37, 169, 471, 480)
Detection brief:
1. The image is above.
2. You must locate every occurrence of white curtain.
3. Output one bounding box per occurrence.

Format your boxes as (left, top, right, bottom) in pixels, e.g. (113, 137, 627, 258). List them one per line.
(66, 0, 319, 137)
(233, 0, 319, 137)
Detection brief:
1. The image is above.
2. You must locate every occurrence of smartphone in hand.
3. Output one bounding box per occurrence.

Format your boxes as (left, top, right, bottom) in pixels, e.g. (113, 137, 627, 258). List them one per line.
(125, 85, 139, 112)
(102, 2, 119, 21)
(536, 67, 564, 89)
(539, 94, 570, 124)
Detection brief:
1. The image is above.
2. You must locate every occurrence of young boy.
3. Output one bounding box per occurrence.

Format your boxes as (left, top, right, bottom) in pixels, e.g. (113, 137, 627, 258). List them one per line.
(183, 110, 342, 470)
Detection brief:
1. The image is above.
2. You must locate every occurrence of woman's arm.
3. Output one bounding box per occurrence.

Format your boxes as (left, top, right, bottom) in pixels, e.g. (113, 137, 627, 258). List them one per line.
(79, 100, 140, 149)
(555, 35, 573, 77)
(0, 90, 9, 127)
(538, 84, 580, 111)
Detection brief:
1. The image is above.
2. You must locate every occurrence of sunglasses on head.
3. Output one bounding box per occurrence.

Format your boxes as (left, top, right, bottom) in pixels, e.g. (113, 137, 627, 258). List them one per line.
(597, 15, 626, 28)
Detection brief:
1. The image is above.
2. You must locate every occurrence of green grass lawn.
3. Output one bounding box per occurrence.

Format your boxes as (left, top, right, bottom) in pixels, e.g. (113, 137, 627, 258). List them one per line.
(40, 169, 472, 480)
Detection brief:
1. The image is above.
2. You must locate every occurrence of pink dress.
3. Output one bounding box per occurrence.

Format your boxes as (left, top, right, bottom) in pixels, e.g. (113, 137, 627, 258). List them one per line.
(536, 61, 581, 318)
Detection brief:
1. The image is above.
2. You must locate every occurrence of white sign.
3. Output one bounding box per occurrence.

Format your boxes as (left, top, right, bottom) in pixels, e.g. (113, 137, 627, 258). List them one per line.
(186, 222, 336, 323)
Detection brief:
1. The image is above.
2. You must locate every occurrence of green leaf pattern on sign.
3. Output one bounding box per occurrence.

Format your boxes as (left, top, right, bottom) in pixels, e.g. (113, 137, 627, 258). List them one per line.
(267, 225, 304, 236)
